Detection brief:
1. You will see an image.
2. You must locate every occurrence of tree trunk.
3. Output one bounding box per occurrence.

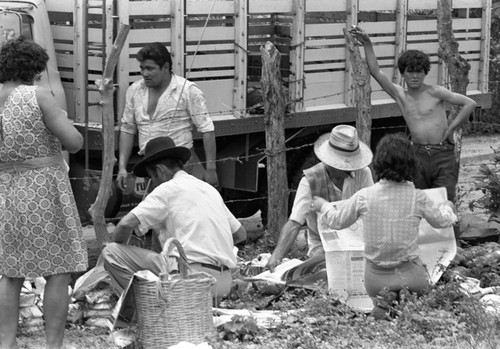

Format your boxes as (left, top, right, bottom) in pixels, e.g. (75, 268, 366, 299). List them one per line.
(342, 27, 372, 146)
(260, 41, 288, 239)
(437, 1, 470, 167)
(89, 24, 130, 247)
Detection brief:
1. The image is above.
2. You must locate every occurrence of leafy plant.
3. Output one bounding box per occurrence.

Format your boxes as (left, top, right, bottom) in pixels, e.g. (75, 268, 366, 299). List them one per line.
(470, 145, 500, 215)
(219, 315, 262, 342)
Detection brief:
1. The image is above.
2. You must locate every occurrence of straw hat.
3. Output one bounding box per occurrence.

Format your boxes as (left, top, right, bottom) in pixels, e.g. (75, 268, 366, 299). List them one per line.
(133, 136, 191, 177)
(314, 125, 373, 171)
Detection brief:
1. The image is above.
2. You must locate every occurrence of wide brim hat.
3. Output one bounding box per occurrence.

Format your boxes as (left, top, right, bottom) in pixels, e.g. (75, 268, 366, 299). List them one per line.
(133, 136, 191, 177)
(314, 125, 373, 171)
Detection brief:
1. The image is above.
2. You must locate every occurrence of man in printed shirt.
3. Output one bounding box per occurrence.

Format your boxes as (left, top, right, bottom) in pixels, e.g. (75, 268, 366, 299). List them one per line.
(116, 42, 218, 191)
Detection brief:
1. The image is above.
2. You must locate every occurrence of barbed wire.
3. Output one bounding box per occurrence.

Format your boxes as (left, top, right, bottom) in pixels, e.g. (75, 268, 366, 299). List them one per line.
(67, 120, 499, 183)
(110, 75, 497, 128)
(71, 77, 500, 218)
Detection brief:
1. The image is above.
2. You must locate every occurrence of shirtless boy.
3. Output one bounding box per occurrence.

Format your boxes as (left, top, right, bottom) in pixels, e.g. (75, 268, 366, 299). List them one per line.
(349, 26, 477, 202)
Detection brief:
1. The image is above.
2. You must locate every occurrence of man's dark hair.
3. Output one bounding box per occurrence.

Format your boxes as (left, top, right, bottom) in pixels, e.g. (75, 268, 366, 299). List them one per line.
(397, 50, 430, 75)
(373, 133, 417, 183)
(0, 36, 49, 83)
(146, 157, 184, 174)
(137, 42, 172, 72)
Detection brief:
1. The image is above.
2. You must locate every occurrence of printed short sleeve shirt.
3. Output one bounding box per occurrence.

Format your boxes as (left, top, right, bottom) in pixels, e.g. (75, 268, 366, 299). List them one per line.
(120, 74, 214, 153)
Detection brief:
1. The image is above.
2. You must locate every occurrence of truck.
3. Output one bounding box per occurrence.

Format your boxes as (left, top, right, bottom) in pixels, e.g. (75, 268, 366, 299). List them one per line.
(0, 0, 493, 225)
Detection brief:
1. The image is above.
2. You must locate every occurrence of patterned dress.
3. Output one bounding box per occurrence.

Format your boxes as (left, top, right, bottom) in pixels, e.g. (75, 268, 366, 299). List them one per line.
(0, 85, 88, 278)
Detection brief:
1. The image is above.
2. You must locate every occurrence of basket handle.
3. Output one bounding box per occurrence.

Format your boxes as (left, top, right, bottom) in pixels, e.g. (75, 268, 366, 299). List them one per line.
(160, 238, 190, 278)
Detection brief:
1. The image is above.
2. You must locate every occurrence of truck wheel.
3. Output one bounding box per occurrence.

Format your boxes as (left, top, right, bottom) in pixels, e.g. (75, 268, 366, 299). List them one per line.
(69, 162, 123, 225)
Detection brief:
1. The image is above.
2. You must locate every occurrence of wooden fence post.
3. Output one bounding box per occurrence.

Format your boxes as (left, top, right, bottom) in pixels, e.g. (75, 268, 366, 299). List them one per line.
(437, 0, 470, 202)
(343, 27, 372, 146)
(89, 24, 130, 247)
(260, 41, 288, 239)
(437, 0, 470, 146)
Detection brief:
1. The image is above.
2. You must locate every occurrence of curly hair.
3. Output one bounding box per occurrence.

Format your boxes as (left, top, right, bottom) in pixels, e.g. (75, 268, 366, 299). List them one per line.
(398, 50, 430, 75)
(0, 36, 49, 83)
(373, 133, 418, 183)
(137, 42, 172, 72)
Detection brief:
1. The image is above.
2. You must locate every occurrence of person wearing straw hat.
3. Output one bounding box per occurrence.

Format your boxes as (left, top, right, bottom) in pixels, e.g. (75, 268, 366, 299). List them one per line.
(266, 124, 374, 272)
(116, 42, 218, 193)
(102, 136, 246, 300)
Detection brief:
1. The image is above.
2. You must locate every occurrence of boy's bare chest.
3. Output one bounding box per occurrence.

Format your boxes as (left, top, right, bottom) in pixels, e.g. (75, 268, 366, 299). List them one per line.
(403, 93, 444, 120)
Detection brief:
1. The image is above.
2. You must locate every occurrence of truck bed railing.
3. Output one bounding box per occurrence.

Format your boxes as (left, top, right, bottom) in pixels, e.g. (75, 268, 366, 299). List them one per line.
(46, 0, 491, 128)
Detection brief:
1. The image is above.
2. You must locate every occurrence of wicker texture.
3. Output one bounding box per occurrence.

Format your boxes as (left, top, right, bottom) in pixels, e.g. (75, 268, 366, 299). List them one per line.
(134, 238, 216, 348)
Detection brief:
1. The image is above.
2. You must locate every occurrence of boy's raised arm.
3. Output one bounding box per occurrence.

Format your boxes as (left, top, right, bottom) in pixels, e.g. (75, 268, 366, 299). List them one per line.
(349, 26, 400, 99)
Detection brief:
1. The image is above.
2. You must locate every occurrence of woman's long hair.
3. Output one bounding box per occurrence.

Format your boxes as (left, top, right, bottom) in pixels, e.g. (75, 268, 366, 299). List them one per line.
(373, 133, 418, 182)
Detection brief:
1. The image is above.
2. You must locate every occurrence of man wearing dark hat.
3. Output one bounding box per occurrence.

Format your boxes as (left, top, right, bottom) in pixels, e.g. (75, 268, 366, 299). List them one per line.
(102, 136, 246, 299)
(266, 125, 374, 272)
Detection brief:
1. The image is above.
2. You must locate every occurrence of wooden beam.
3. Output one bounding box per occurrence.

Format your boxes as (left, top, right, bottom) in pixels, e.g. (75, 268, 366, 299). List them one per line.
(171, 0, 185, 75)
(73, 0, 88, 125)
(479, 0, 492, 92)
(393, 0, 407, 85)
(290, 0, 305, 112)
(89, 24, 130, 247)
(116, 0, 130, 119)
(344, 0, 358, 106)
(343, 27, 372, 146)
(261, 41, 288, 237)
(234, 0, 248, 117)
(437, 0, 470, 201)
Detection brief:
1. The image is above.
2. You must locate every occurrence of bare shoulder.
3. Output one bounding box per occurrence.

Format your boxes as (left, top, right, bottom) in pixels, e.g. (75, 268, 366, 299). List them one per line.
(426, 84, 453, 98)
(35, 86, 55, 105)
(426, 84, 474, 105)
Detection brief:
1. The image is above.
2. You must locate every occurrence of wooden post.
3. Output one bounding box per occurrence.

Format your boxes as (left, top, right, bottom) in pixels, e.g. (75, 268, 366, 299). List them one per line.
(342, 28, 372, 146)
(88, 24, 130, 247)
(436, 0, 470, 194)
(260, 41, 288, 239)
(344, 0, 358, 106)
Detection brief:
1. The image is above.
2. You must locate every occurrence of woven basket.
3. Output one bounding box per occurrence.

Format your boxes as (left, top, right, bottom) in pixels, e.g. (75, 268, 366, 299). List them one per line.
(133, 238, 216, 348)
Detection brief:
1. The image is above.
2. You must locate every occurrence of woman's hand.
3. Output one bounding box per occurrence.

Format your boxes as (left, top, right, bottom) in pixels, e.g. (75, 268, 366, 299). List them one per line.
(311, 196, 328, 212)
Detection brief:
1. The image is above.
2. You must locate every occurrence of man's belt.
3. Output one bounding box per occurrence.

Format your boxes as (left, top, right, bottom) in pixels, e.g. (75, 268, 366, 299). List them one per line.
(199, 263, 229, 272)
(412, 141, 454, 151)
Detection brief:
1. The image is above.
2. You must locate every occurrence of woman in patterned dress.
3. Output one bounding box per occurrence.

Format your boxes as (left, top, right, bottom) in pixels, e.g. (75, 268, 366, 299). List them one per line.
(0, 37, 88, 348)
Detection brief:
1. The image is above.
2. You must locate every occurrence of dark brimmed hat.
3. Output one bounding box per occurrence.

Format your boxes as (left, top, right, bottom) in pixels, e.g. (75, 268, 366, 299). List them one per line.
(133, 136, 191, 177)
(314, 125, 373, 171)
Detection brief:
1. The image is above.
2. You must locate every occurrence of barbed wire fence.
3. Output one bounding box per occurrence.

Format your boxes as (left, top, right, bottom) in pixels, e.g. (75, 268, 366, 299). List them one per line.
(73, 76, 500, 223)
